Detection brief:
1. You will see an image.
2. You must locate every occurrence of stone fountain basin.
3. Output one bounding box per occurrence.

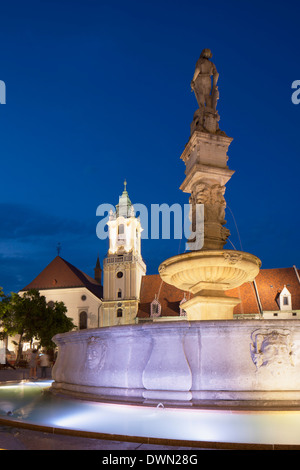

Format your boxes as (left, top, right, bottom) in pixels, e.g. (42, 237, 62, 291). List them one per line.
(158, 250, 261, 293)
(51, 320, 300, 405)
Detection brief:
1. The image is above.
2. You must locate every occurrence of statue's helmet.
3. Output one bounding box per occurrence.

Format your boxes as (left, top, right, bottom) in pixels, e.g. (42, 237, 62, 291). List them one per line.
(200, 48, 212, 59)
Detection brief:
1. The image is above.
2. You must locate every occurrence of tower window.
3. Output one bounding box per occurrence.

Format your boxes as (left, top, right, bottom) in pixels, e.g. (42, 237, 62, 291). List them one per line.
(117, 289, 122, 298)
(118, 224, 124, 235)
(117, 308, 123, 318)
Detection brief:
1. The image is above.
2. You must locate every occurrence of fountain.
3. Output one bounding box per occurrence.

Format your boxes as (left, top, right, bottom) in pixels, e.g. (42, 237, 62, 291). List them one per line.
(2, 50, 300, 449)
(50, 49, 300, 408)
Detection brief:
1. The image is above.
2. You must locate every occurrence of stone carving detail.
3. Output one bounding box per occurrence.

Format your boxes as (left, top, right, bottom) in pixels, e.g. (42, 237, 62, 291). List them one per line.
(223, 252, 243, 265)
(190, 183, 226, 225)
(158, 264, 166, 274)
(188, 182, 230, 249)
(250, 329, 294, 370)
(86, 336, 107, 370)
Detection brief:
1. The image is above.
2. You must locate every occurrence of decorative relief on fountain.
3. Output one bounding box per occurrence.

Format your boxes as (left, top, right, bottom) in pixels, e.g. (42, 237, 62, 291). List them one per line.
(86, 336, 107, 371)
(250, 329, 294, 370)
(223, 252, 243, 265)
(190, 182, 226, 225)
(188, 181, 231, 249)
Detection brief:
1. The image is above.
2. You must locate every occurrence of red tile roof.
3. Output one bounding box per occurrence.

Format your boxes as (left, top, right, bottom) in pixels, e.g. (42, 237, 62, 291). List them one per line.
(226, 281, 261, 315)
(21, 256, 103, 299)
(253, 267, 300, 312)
(138, 267, 300, 318)
(137, 274, 188, 318)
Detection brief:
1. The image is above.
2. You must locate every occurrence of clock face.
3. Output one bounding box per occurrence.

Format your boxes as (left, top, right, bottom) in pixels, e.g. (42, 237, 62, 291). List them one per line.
(117, 271, 123, 278)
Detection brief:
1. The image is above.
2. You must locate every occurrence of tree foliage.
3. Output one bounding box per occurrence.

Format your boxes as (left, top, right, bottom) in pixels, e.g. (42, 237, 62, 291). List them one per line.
(0, 288, 76, 360)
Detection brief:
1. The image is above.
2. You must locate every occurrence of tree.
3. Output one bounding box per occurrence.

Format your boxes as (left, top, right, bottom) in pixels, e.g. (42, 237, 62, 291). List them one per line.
(0, 289, 76, 363)
(38, 300, 75, 349)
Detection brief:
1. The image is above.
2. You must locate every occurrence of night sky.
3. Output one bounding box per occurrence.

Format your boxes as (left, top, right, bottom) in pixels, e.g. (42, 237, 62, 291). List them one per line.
(0, 0, 299, 295)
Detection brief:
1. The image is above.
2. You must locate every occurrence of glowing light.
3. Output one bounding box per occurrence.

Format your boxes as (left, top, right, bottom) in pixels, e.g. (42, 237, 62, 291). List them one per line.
(1, 382, 300, 446)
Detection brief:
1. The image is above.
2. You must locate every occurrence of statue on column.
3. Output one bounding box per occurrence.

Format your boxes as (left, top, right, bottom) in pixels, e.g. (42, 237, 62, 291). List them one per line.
(190, 49, 222, 134)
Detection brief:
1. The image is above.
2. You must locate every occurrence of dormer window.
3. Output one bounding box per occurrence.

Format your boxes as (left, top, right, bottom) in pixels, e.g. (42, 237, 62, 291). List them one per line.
(279, 286, 292, 311)
(151, 295, 161, 318)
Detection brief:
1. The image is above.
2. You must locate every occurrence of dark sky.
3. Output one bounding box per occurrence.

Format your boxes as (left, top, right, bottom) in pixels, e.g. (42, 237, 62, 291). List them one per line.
(0, 0, 299, 294)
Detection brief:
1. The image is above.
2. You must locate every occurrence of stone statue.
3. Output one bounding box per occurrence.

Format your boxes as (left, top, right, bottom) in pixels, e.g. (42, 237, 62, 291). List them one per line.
(191, 48, 219, 111)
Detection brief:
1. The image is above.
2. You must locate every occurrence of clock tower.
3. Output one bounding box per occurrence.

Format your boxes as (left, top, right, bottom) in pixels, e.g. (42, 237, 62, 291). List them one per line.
(100, 181, 146, 326)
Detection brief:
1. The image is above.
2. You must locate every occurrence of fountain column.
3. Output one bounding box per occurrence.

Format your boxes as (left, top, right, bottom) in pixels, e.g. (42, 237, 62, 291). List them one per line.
(159, 49, 261, 320)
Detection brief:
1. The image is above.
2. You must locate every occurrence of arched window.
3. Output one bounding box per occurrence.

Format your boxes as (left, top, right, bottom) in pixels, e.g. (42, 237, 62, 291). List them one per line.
(117, 308, 123, 318)
(117, 289, 122, 298)
(79, 311, 87, 330)
(118, 224, 124, 235)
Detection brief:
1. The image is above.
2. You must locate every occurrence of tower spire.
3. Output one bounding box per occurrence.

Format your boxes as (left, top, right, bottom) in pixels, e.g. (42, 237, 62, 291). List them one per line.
(94, 254, 102, 284)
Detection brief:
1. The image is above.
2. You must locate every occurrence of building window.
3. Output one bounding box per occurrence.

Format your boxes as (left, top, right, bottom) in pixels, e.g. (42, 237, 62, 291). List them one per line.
(81, 295, 86, 301)
(117, 289, 122, 298)
(118, 224, 124, 235)
(79, 311, 87, 330)
(117, 308, 123, 318)
(283, 296, 289, 306)
(150, 296, 161, 318)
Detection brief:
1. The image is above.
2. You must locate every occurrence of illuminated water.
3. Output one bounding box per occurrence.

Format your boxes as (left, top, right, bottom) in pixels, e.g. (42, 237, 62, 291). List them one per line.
(1, 381, 300, 446)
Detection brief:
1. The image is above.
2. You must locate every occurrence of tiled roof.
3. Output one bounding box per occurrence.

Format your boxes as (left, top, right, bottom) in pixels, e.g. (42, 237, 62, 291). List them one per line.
(21, 256, 103, 299)
(254, 267, 300, 312)
(138, 267, 300, 318)
(137, 274, 188, 318)
(226, 281, 261, 315)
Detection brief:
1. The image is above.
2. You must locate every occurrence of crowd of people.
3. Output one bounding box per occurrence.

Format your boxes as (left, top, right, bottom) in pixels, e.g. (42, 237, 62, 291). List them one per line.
(1, 348, 53, 380)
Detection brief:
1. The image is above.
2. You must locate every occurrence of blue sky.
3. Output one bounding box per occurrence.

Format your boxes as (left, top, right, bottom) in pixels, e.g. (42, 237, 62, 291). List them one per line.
(0, 0, 299, 294)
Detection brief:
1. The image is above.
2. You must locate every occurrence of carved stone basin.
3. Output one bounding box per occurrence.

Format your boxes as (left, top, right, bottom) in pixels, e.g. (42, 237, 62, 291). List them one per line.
(158, 250, 261, 320)
(51, 320, 300, 406)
